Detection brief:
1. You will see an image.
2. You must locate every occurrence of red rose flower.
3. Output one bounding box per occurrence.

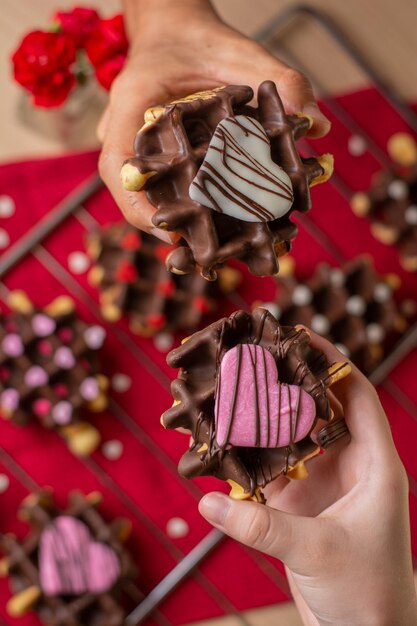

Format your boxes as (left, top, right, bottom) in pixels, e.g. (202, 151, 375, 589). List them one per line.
(85, 14, 128, 90)
(12, 31, 76, 107)
(54, 7, 100, 48)
(95, 54, 126, 90)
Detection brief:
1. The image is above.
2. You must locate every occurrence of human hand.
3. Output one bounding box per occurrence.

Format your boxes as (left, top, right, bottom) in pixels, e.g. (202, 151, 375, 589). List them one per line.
(97, 0, 331, 243)
(199, 330, 417, 626)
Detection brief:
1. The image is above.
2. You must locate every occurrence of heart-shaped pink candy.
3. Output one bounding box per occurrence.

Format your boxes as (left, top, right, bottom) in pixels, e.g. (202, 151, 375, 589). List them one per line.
(215, 344, 316, 448)
(39, 516, 120, 596)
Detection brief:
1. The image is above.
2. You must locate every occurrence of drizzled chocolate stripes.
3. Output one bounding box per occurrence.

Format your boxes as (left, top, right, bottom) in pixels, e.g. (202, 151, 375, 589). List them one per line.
(189, 115, 294, 223)
(214, 343, 316, 449)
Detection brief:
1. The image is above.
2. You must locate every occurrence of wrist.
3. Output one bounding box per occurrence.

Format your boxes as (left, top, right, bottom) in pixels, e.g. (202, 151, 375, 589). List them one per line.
(123, 0, 218, 44)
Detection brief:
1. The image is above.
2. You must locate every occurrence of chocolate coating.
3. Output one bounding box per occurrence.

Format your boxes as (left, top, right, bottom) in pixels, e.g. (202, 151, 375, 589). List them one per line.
(162, 308, 349, 499)
(353, 164, 417, 271)
(0, 491, 137, 626)
(272, 257, 405, 372)
(0, 296, 106, 428)
(124, 81, 330, 279)
(86, 222, 240, 335)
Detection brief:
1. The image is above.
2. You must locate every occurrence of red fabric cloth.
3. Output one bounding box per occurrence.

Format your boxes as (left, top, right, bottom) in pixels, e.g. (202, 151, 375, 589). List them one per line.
(0, 87, 417, 626)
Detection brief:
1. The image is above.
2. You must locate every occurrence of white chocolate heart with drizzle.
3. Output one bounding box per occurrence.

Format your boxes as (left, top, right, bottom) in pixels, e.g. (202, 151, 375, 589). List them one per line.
(189, 115, 294, 222)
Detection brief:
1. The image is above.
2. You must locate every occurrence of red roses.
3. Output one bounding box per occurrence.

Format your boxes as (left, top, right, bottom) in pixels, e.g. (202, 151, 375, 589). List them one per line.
(12, 7, 128, 107)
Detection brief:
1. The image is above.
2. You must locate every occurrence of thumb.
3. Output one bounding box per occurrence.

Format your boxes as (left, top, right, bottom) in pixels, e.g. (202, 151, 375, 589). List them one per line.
(97, 72, 175, 243)
(199, 492, 328, 572)
(276, 67, 331, 138)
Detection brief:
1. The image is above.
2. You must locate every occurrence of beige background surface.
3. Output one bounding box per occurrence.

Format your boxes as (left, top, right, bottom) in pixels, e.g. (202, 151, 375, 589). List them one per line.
(1, 1, 417, 625)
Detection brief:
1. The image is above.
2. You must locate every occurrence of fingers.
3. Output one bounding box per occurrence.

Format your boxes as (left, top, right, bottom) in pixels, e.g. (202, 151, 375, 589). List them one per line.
(276, 67, 330, 138)
(97, 72, 176, 243)
(199, 491, 329, 573)
(222, 41, 330, 138)
(301, 327, 395, 449)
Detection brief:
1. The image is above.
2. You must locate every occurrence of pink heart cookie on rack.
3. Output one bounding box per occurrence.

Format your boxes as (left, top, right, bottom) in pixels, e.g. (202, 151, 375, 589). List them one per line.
(215, 343, 316, 448)
(39, 516, 120, 596)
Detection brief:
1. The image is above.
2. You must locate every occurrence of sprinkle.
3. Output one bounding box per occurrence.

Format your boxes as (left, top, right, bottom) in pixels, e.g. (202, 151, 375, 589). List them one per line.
(68, 251, 90, 275)
(32, 314, 56, 338)
(54, 346, 76, 369)
(405, 205, 417, 225)
(335, 343, 350, 357)
(387, 179, 408, 201)
(329, 268, 345, 288)
(153, 333, 175, 353)
(111, 373, 132, 393)
(166, 517, 189, 539)
(25, 366, 48, 388)
(84, 325, 106, 350)
(346, 295, 366, 316)
(51, 401, 73, 425)
(0, 474, 10, 493)
(0, 388, 19, 411)
(121, 231, 141, 250)
(1, 334, 24, 357)
(261, 302, 281, 319)
(366, 323, 385, 343)
(0, 229, 10, 250)
(0, 195, 15, 218)
(347, 135, 367, 157)
(373, 283, 391, 303)
(53, 383, 69, 398)
(292, 285, 313, 307)
(79, 377, 99, 401)
(58, 327, 73, 343)
(38, 339, 53, 356)
(33, 398, 52, 418)
(147, 313, 166, 329)
(102, 440, 123, 460)
(311, 314, 330, 335)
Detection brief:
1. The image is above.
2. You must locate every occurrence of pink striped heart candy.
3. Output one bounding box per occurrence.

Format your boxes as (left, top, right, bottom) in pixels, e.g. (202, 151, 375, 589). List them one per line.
(39, 516, 120, 596)
(215, 343, 316, 448)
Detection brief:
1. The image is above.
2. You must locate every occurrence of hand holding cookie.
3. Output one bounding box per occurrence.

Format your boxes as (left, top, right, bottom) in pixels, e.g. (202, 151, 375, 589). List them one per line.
(98, 0, 330, 244)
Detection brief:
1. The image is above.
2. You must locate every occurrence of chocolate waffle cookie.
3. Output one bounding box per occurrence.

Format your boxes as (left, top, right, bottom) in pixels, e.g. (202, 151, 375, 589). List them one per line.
(265, 256, 407, 372)
(162, 308, 350, 501)
(86, 222, 241, 336)
(0, 490, 137, 626)
(121, 81, 333, 280)
(0, 291, 108, 455)
(351, 132, 417, 271)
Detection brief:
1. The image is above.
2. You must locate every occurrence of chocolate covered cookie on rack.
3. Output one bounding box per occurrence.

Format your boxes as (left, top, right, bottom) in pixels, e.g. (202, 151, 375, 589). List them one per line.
(0, 291, 108, 455)
(264, 256, 408, 373)
(86, 222, 241, 337)
(0, 490, 138, 626)
(120, 81, 333, 280)
(351, 132, 417, 271)
(162, 308, 350, 501)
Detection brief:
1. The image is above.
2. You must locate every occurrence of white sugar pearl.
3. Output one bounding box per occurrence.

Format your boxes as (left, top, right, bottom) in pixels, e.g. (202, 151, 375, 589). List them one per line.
(311, 314, 330, 335)
(261, 302, 281, 319)
(111, 373, 132, 393)
(292, 285, 313, 307)
(348, 135, 367, 157)
(329, 268, 345, 288)
(373, 282, 391, 303)
(346, 295, 366, 316)
(366, 323, 386, 343)
(102, 440, 123, 460)
(0, 195, 15, 218)
(153, 333, 175, 352)
(166, 517, 189, 539)
(335, 343, 350, 357)
(387, 179, 409, 201)
(68, 251, 90, 274)
(0, 474, 10, 493)
(0, 228, 10, 249)
(405, 205, 417, 225)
